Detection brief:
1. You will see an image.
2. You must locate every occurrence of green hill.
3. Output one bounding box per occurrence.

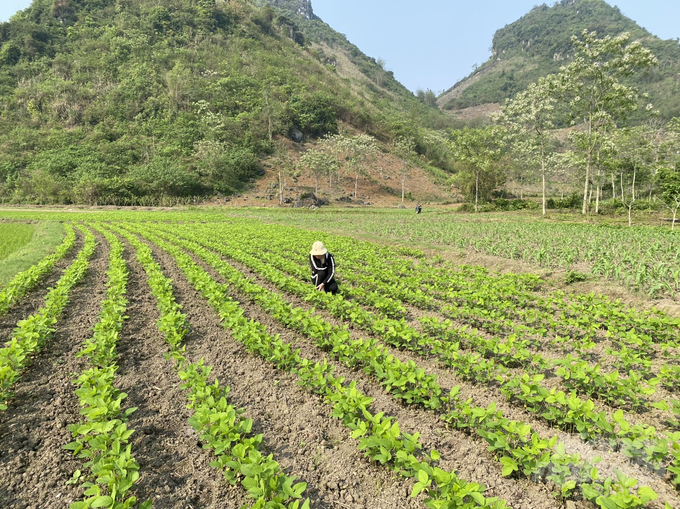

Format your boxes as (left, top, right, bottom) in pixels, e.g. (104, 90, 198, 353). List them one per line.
(439, 0, 680, 120)
(0, 0, 446, 205)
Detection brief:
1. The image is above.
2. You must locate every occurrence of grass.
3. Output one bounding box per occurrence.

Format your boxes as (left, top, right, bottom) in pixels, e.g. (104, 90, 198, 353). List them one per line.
(0, 223, 35, 261)
(0, 222, 65, 287)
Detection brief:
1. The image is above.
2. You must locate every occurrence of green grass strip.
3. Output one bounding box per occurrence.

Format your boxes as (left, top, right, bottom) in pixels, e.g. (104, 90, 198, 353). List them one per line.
(0, 223, 34, 261)
(0, 222, 76, 316)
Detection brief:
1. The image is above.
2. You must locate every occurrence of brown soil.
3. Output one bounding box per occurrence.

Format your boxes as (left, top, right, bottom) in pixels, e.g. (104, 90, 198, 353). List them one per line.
(195, 245, 679, 509)
(112, 239, 237, 508)
(138, 232, 565, 509)
(139, 234, 430, 508)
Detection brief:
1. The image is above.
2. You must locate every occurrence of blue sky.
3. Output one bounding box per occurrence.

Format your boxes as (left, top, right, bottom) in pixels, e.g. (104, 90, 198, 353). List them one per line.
(2, 0, 679, 94)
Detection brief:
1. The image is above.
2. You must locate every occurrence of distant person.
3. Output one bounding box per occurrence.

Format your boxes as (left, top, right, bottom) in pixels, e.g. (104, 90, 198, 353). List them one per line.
(309, 241, 339, 294)
(415, 203, 422, 214)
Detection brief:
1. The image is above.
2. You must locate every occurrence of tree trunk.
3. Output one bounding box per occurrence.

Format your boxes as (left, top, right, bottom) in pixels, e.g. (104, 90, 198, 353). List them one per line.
(474, 171, 479, 213)
(611, 174, 616, 200)
(401, 174, 406, 203)
(314, 174, 318, 195)
(354, 171, 359, 198)
(541, 171, 546, 217)
(582, 164, 590, 214)
(264, 93, 273, 142)
(541, 142, 546, 217)
(628, 203, 633, 226)
(582, 119, 594, 215)
(278, 169, 284, 205)
(595, 184, 601, 214)
(628, 166, 637, 226)
(620, 173, 625, 204)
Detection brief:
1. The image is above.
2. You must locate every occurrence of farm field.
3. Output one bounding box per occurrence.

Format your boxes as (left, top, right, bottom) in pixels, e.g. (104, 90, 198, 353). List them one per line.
(0, 209, 678, 509)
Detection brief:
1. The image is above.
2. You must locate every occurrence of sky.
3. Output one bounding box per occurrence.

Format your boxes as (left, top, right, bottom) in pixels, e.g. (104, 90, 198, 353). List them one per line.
(2, 0, 680, 94)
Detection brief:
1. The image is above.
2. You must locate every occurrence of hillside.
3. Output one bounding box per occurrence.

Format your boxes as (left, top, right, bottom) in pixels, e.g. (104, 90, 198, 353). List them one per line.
(0, 0, 449, 206)
(256, 0, 419, 102)
(439, 0, 680, 120)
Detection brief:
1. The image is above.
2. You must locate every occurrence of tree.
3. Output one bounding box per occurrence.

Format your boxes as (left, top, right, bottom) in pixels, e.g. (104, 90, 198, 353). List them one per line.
(555, 30, 658, 215)
(659, 165, 680, 230)
(335, 134, 379, 199)
(659, 118, 680, 229)
(499, 75, 559, 216)
(392, 136, 417, 203)
(607, 126, 655, 225)
(271, 141, 296, 205)
(375, 57, 387, 87)
(298, 146, 337, 195)
(448, 126, 506, 212)
(416, 89, 438, 108)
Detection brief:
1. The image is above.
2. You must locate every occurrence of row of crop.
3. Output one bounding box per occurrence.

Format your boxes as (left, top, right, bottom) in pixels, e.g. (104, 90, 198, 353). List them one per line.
(0, 225, 95, 411)
(145, 218, 678, 352)
(104, 223, 310, 509)
(204, 223, 680, 492)
(279, 222, 680, 354)
(0, 223, 76, 316)
(122, 223, 510, 509)
(133, 223, 674, 507)
(228, 217, 680, 349)
(315, 238, 680, 396)
(202, 218, 679, 383)
(64, 225, 148, 509)
(212, 221, 678, 404)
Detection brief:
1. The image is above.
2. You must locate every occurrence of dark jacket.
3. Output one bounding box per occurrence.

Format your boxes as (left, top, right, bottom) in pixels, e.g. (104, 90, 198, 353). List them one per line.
(310, 252, 336, 287)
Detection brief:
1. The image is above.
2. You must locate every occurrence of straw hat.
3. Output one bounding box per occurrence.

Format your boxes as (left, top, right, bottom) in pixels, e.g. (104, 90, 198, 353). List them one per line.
(310, 241, 328, 256)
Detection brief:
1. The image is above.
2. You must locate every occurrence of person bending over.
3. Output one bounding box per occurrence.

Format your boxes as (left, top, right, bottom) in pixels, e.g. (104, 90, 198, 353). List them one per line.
(309, 241, 339, 294)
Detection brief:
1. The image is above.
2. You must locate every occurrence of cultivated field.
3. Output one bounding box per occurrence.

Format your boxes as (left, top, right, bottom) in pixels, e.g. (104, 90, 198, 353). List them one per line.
(0, 210, 678, 509)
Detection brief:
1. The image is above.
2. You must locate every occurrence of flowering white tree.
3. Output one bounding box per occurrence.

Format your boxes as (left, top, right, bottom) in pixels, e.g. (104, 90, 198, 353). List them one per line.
(554, 30, 657, 215)
(499, 75, 559, 216)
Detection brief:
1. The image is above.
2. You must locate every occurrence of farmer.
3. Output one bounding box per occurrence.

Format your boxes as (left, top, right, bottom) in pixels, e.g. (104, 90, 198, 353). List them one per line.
(309, 241, 339, 294)
(416, 203, 422, 214)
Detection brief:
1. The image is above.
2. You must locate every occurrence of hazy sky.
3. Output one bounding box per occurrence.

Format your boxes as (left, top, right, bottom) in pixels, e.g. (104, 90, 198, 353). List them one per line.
(2, 0, 680, 94)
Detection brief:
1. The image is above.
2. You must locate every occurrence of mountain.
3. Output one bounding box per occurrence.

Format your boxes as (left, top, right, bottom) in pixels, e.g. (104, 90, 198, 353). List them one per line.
(255, 0, 417, 101)
(438, 0, 680, 120)
(0, 0, 448, 206)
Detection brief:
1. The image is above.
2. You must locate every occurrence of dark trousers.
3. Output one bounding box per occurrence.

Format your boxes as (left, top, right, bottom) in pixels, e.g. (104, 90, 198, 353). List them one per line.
(312, 278, 339, 295)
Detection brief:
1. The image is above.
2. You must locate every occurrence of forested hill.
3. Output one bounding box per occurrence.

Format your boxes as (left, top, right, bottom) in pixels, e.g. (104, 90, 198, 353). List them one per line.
(439, 0, 680, 119)
(0, 0, 443, 205)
